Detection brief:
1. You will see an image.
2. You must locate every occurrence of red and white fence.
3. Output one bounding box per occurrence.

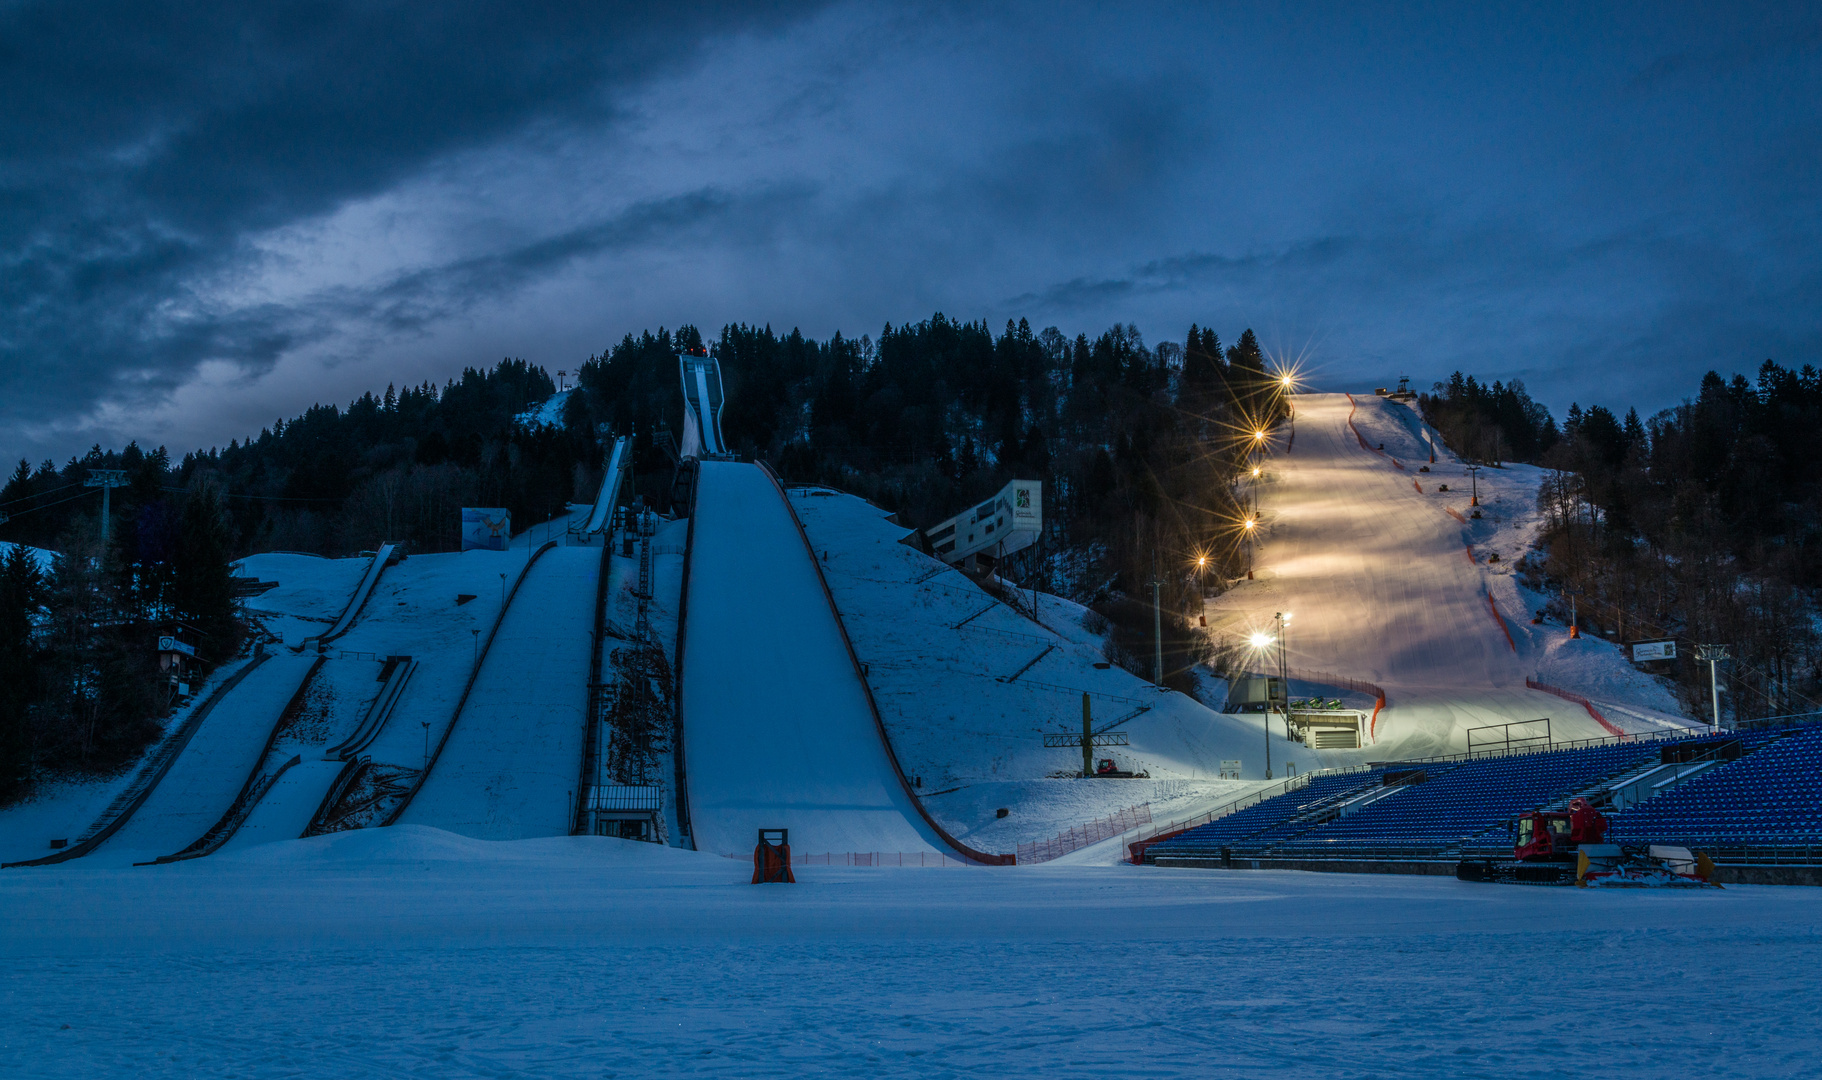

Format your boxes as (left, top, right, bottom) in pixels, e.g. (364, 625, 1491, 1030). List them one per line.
(1017, 803, 1152, 864)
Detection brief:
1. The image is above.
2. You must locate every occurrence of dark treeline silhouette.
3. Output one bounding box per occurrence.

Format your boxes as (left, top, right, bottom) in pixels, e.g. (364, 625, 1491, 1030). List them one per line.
(1419, 372, 1558, 465)
(573, 317, 1286, 626)
(1, 316, 1289, 797)
(1427, 361, 1821, 725)
(0, 475, 239, 801)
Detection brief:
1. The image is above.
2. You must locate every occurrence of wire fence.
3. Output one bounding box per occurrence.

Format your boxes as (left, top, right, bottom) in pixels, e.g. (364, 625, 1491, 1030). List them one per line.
(1018, 803, 1152, 864)
(723, 851, 980, 867)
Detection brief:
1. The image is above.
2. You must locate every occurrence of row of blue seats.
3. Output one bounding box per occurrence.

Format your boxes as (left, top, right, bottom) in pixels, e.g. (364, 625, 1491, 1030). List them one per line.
(1608, 726, 1822, 844)
(1152, 725, 1822, 860)
(1281, 742, 1656, 848)
(1148, 772, 1387, 855)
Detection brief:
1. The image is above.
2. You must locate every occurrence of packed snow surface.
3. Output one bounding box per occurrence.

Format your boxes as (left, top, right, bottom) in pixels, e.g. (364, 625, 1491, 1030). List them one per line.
(681, 461, 943, 857)
(81, 653, 320, 866)
(1210, 393, 1697, 759)
(790, 485, 1318, 850)
(398, 545, 599, 840)
(2, 828, 1816, 1078)
(237, 552, 370, 647)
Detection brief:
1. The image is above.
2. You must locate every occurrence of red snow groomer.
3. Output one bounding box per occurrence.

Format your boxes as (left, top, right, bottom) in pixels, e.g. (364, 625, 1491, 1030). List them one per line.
(1457, 799, 1719, 887)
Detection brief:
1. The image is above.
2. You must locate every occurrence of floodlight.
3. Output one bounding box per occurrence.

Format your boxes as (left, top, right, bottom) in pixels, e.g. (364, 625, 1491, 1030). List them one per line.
(1249, 632, 1274, 649)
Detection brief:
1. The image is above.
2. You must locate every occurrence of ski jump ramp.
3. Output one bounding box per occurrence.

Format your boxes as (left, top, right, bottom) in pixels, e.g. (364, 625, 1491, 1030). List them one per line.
(679, 461, 959, 859)
(582, 435, 632, 536)
(395, 544, 599, 840)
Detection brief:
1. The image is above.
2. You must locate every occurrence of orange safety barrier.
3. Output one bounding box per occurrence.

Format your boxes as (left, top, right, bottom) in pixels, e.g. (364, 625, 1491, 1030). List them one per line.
(1414, 479, 1423, 493)
(1346, 393, 1398, 462)
(1285, 665, 1387, 741)
(1527, 678, 1627, 738)
(1445, 507, 1467, 524)
(1485, 590, 1517, 653)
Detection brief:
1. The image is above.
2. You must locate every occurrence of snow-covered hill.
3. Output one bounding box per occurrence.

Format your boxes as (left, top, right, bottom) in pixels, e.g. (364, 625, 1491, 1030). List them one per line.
(792, 486, 1318, 852)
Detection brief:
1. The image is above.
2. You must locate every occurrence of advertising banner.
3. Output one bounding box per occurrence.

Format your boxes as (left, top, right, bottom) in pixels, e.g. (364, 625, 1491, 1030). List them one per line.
(461, 508, 512, 552)
(1631, 640, 1676, 662)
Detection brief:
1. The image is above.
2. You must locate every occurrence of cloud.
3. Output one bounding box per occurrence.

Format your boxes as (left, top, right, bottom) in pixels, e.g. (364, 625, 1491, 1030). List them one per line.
(3, 1, 1820, 465)
(0, 0, 826, 462)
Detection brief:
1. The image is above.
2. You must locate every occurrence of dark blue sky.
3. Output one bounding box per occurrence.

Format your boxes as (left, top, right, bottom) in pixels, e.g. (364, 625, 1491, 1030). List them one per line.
(3, 2, 1817, 466)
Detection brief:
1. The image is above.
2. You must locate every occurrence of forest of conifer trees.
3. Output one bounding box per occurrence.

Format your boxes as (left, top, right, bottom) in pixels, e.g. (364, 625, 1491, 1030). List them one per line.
(5, 309, 1815, 798)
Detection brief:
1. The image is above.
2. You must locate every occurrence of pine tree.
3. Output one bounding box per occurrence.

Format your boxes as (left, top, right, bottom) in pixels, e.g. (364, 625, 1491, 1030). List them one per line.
(0, 544, 42, 800)
(171, 473, 241, 665)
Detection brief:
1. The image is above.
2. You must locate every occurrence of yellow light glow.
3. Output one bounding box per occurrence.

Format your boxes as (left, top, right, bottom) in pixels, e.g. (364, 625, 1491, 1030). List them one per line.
(1249, 632, 1274, 649)
(1251, 467, 1260, 477)
(1253, 430, 1266, 441)
(1242, 518, 1255, 530)
(1197, 556, 1207, 567)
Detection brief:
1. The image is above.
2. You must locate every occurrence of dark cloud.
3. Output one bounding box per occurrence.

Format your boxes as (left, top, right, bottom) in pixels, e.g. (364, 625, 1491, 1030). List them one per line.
(3, 2, 1820, 465)
(0, 0, 823, 459)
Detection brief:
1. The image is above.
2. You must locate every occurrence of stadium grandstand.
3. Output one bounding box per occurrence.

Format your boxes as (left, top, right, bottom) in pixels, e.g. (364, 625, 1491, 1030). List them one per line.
(1137, 719, 1822, 885)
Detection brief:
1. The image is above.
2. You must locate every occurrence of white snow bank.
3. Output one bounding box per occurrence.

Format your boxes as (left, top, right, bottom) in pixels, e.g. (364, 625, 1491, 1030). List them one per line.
(398, 545, 598, 840)
(790, 484, 1321, 853)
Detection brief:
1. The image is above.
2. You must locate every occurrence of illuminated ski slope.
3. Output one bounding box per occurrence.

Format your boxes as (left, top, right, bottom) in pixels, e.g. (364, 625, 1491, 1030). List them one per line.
(1211, 392, 1685, 758)
(680, 461, 944, 858)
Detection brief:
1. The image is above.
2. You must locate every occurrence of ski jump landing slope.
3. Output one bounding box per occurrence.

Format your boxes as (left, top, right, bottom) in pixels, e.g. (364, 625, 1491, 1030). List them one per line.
(76, 653, 321, 866)
(1214, 392, 1626, 757)
(395, 545, 598, 840)
(680, 461, 947, 858)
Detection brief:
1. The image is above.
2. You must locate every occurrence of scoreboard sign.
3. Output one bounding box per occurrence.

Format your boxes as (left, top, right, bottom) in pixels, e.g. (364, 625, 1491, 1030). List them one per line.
(1631, 640, 1676, 662)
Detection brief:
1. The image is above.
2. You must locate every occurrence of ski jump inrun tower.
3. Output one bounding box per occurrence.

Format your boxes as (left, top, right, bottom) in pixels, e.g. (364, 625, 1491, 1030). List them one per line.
(679, 350, 733, 461)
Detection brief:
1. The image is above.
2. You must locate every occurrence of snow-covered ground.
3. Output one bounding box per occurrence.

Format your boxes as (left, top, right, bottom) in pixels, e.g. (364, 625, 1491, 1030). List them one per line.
(514, 387, 571, 430)
(681, 462, 943, 857)
(238, 552, 371, 647)
(2, 827, 1815, 1079)
(0, 540, 56, 574)
(1209, 393, 1698, 761)
(791, 485, 1317, 854)
(80, 653, 320, 866)
(398, 545, 598, 840)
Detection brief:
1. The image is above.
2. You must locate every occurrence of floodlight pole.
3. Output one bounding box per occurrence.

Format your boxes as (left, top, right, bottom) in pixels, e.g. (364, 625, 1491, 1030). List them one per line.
(1465, 464, 1481, 507)
(84, 469, 129, 545)
(1695, 644, 1729, 733)
(1150, 548, 1164, 687)
(1276, 611, 1290, 755)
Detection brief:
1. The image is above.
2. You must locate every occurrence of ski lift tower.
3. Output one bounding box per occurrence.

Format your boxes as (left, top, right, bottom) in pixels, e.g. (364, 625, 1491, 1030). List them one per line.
(1041, 693, 1131, 777)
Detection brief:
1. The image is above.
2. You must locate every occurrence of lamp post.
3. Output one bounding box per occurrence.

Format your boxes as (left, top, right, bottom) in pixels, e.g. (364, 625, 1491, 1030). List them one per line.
(1276, 611, 1293, 764)
(1465, 464, 1482, 507)
(1149, 548, 1164, 687)
(1242, 516, 1256, 580)
(1250, 631, 1275, 779)
(1695, 644, 1729, 733)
